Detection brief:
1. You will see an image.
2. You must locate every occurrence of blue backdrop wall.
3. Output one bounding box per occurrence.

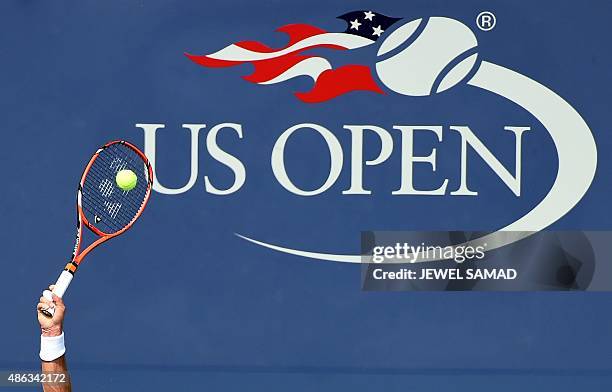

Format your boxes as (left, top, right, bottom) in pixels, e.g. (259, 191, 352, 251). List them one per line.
(1, 0, 611, 390)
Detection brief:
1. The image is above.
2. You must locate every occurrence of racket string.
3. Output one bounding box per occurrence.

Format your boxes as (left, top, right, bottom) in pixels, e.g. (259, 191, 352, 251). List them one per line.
(84, 180, 146, 222)
(82, 183, 144, 231)
(82, 187, 144, 225)
(82, 184, 144, 221)
(81, 184, 140, 229)
(84, 166, 147, 224)
(81, 143, 150, 234)
(87, 164, 148, 207)
(86, 164, 147, 208)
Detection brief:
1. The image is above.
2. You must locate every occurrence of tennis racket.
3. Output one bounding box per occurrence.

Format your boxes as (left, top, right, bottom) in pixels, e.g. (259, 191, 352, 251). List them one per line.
(41, 140, 153, 317)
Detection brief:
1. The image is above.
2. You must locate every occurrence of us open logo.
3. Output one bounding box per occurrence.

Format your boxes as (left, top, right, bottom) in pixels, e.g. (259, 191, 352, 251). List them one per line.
(137, 11, 597, 263)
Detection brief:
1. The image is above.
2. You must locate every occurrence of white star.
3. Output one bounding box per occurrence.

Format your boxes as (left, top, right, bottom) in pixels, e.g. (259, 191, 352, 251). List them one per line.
(364, 11, 375, 21)
(372, 25, 384, 37)
(350, 19, 361, 30)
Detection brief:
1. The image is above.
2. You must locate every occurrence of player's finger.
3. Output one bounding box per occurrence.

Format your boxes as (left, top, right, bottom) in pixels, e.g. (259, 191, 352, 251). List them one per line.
(37, 302, 49, 311)
(40, 293, 55, 308)
(42, 289, 55, 302)
(51, 293, 64, 305)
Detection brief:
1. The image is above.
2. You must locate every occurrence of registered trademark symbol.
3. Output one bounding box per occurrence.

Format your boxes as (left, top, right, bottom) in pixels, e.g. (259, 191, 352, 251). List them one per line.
(476, 11, 496, 31)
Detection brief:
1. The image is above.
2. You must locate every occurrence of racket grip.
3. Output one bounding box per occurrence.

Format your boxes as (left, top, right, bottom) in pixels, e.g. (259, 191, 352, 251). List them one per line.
(41, 271, 73, 318)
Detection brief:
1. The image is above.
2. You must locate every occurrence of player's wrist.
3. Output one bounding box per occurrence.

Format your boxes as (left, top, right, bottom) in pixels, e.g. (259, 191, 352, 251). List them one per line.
(41, 324, 63, 337)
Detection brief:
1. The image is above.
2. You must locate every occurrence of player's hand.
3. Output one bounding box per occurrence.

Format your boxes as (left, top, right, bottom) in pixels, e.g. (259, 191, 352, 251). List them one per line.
(37, 285, 65, 337)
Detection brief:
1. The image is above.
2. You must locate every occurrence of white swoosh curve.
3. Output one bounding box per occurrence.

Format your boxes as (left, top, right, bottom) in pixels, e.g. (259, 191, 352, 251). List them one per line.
(259, 57, 331, 85)
(237, 61, 598, 262)
(207, 33, 374, 62)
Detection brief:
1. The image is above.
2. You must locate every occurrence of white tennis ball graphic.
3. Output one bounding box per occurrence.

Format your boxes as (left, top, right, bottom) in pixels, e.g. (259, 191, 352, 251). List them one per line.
(376, 17, 479, 96)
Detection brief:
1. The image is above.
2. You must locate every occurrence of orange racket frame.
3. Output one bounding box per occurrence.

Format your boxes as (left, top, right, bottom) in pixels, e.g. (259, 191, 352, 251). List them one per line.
(41, 140, 153, 317)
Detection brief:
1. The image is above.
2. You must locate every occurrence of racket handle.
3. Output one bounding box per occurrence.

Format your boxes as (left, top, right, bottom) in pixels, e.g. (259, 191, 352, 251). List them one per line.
(40, 271, 74, 318)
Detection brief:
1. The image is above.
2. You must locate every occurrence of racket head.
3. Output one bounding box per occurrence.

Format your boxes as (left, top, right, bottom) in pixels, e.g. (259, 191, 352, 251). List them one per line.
(78, 140, 153, 239)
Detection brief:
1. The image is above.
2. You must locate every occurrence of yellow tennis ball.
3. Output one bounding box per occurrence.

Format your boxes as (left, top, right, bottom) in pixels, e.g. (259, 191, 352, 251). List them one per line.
(116, 169, 137, 191)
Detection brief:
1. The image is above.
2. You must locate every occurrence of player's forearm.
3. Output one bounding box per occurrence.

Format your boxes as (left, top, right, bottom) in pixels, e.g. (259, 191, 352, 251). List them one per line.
(41, 355, 71, 392)
(41, 354, 67, 373)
